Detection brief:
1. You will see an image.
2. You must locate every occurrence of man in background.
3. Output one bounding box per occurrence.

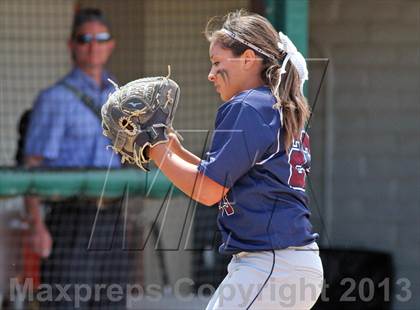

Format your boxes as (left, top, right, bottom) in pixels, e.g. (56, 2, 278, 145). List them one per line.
(24, 8, 133, 309)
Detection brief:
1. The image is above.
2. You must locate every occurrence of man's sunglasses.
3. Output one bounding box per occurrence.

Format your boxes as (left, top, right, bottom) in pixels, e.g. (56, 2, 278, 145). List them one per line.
(75, 32, 112, 44)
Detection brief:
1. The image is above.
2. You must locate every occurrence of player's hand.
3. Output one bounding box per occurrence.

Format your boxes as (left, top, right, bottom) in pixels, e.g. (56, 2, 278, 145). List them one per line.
(27, 220, 52, 258)
(148, 131, 182, 159)
(167, 131, 183, 155)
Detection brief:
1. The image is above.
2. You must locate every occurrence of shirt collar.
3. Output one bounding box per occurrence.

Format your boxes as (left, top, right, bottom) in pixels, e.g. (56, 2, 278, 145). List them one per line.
(69, 67, 114, 92)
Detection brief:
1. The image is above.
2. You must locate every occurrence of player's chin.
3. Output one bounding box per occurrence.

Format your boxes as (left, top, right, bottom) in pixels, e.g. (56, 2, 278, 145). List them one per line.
(220, 93, 231, 102)
(214, 86, 221, 98)
(217, 90, 228, 101)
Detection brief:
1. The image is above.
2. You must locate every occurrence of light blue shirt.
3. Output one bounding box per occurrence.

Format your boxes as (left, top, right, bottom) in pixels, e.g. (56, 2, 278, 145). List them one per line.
(24, 68, 121, 168)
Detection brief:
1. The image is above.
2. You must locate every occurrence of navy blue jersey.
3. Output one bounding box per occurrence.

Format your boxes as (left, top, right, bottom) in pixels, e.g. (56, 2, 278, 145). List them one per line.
(198, 86, 318, 254)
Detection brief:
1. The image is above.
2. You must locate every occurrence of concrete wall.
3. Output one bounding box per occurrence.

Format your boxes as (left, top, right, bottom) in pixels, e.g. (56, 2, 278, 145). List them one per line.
(0, 0, 74, 166)
(309, 1, 420, 309)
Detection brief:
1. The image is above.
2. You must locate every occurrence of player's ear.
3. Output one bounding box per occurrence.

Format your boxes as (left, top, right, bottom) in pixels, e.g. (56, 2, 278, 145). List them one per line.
(241, 49, 258, 70)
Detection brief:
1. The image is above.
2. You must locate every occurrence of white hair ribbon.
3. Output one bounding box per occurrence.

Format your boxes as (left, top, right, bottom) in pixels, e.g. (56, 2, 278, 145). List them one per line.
(277, 32, 308, 94)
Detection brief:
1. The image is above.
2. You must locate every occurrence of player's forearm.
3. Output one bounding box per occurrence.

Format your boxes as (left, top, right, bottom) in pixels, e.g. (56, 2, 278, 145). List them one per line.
(150, 144, 226, 206)
(166, 133, 202, 165)
(172, 146, 201, 165)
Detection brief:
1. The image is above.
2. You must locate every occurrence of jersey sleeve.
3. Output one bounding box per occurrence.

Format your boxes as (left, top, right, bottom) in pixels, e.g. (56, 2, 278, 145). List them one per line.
(198, 101, 276, 188)
(24, 89, 67, 160)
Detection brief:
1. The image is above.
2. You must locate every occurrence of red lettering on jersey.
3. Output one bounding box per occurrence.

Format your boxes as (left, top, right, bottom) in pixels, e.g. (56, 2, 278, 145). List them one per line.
(219, 196, 235, 216)
(288, 131, 311, 191)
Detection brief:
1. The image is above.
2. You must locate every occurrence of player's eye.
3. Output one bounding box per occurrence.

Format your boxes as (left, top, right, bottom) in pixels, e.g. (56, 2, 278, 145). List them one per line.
(212, 61, 220, 66)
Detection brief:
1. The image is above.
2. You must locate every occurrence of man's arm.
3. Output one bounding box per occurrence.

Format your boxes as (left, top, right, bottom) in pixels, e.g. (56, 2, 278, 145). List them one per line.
(24, 155, 52, 258)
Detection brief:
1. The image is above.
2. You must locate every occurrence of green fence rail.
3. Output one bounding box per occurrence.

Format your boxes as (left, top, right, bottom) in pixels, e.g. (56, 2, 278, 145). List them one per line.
(0, 168, 181, 199)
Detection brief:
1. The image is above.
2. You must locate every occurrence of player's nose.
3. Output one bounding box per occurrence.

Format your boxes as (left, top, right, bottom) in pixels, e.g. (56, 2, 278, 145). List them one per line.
(208, 69, 216, 82)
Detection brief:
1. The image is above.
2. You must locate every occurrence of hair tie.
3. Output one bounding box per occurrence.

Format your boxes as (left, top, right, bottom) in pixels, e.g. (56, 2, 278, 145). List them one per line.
(277, 32, 308, 94)
(221, 28, 276, 61)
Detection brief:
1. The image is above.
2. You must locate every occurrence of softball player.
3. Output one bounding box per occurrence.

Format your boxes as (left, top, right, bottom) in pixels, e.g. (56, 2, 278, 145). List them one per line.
(149, 10, 323, 309)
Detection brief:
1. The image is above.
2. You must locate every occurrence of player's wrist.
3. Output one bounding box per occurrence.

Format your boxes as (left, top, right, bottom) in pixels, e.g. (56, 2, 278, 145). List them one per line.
(148, 142, 169, 162)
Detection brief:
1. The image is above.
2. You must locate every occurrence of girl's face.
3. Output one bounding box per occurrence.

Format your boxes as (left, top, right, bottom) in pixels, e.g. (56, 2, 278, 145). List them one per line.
(208, 42, 245, 101)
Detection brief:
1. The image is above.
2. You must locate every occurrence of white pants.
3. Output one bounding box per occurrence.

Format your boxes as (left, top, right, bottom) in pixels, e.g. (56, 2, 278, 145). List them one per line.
(206, 243, 323, 310)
